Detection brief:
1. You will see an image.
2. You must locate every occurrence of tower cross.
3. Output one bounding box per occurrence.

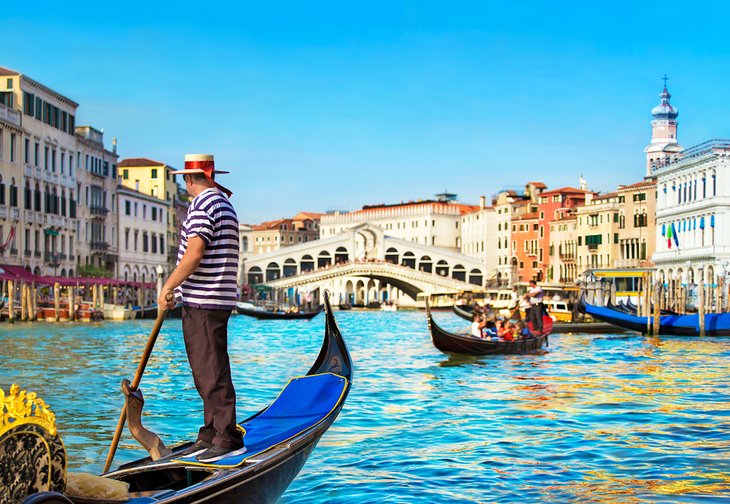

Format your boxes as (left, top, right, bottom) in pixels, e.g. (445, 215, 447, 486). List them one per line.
(662, 74, 669, 86)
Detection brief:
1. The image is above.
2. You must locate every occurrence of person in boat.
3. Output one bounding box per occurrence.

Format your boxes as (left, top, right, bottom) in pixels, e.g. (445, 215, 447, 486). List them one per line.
(484, 319, 499, 340)
(498, 319, 515, 341)
(471, 313, 486, 338)
(526, 279, 544, 333)
(158, 154, 245, 463)
(514, 320, 532, 339)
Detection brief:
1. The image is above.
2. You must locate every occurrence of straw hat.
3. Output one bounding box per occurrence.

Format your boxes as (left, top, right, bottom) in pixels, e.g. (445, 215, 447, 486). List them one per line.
(169, 154, 230, 175)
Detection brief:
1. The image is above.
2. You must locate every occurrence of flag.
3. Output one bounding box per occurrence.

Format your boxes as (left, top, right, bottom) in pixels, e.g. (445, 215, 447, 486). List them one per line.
(671, 222, 679, 248)
(0, 227, 15, 254)
(666, 222, 673, 249)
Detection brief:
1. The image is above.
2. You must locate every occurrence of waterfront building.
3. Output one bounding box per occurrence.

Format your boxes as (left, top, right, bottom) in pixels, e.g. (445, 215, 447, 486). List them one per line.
(460, 196, 498, 282)
(116, 185, 168, 282)
(548, 208, 579, 284)
(251, 212, 322, 255)
(511, 210, 540, 283)
(652, 141, 730, 284)
(74, 126, 119, 275)
(536, 184, 594, 283)
(575, 192, 621, 270)
(615, 180, 656, 268)
(492, 183, 544, 286)
(320, 194, 476, 251)
(0, 66, 78, 276)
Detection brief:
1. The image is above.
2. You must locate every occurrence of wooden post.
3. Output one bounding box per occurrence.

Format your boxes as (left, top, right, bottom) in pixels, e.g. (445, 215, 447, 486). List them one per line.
(68, 286, 75, 321)
(137, 286, 144, 308)
(653, 281, 661, 336)
(20, 283, 27, 321)
(8, 280, 15, 323)
(698, 270, 705, 337)
(92, 284, 98, 310)
(25, 283, 32, 321)
(54, 282, 61, 322)
(100, 284, 105, 309)
(645, 278, 652, 334)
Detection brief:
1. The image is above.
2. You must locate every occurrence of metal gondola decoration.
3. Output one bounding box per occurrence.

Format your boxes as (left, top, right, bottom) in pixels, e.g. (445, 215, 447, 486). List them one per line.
(13, 291, 352, 504)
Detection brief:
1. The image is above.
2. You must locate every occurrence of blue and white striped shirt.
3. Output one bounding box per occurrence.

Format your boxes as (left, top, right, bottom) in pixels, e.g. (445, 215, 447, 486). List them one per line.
(175, 188, 239, 310)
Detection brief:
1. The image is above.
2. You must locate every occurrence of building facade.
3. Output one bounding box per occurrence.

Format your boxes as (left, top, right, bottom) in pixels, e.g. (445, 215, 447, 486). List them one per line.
(548, 209, 579, 284)
(460, 196, 498, 281)
(251, 212, 322, 255)
(116, 185, 169, 282)
(0, 66, 79, 276)
(615, 180, 656, 269)
(575, 192, 621, 271)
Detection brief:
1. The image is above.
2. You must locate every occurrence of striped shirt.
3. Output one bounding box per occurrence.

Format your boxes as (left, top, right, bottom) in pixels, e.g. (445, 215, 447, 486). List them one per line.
(175, 188, 239, 310)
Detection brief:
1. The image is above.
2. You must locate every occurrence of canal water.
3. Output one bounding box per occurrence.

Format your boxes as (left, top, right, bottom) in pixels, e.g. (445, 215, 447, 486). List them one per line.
(1, 310, 729, 502)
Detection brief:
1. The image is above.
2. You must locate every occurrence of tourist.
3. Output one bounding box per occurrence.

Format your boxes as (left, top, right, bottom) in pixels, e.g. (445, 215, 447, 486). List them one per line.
(158, 154, 245, 463)
(527, 280, 544, 333)
(471, 313, 485, 338)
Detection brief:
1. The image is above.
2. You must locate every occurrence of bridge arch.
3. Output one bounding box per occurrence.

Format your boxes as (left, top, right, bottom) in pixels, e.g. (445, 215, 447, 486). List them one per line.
(248, 266, 263, 284)
(301, 255, 315, 273)
(385, 247, 399, 264)
(318, 250, 332, 268)
(452, 264, 466, 282)
(419, 255, 433, 273)
(469, 268, 483, 286)
(335, 247, 349, 264)
(266, 262, 280, 281)
(402, 251, 416, 269)
(283, 258, 297, 277)
(435, 260, 449, 277)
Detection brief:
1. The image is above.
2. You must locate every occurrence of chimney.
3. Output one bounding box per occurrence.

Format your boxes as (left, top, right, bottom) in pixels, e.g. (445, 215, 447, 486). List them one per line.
(479, 195, 486, 209)
(112, 138, 117, 154)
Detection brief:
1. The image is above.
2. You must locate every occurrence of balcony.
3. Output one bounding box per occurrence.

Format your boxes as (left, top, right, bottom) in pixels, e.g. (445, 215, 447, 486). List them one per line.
(11, 208, 19, 220)
(34, 251, 41, 258)
(588, 243, 599, 251)
(24, 165, 33, 177)
(24, 249, 31, 257)
(559, 253, 576, 262)
(0, 207, 7, 219)
(90, 241, 110, 252)
(0, 103, 21, 127)
(90, 206, 110, 218)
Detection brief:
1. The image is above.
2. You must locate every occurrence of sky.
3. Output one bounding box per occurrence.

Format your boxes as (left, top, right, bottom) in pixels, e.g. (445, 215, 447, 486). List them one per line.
(4, 1, 730, 223)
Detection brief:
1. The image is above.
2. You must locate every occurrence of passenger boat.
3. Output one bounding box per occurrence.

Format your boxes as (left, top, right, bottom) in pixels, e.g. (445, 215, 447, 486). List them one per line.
(236, 305, 323, 320)
(103, 303, 136, 321)
(16, 291, 352, 504)
(578, 295, 730, 336)
(427, 302, 551, 356)
(132, 304, 158, 320)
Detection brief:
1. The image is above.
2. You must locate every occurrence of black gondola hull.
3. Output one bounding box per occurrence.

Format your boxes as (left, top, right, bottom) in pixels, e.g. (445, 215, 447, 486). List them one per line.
(236, 306, 323, 320)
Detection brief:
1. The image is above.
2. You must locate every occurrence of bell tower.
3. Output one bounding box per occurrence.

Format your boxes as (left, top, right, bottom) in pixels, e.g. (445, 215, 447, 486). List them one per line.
(644, 76, 682, 177)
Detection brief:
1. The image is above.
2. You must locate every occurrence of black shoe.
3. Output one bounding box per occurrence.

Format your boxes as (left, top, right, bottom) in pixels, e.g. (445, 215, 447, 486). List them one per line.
(196, 444, 247, 463)
(178, 439, 212, 457)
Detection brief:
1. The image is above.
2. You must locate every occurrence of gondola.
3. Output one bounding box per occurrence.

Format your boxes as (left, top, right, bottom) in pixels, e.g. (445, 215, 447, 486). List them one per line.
(427, 302, 551, 356)
(452, 303, 474, 321)
(579, 295, 730, 336)
(17, 291, 352, 504)
(236, 305, 323, 320)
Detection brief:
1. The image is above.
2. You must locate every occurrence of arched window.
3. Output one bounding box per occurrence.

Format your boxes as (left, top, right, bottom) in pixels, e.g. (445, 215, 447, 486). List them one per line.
(265, 262, 280, 281)
(283, 258, 297, 277)
(452, 264, 466, 281)
(9, 178, 17, 207)
(248, 266, 263, 284)
(418, 255, 433, 273)
(317, 250, 331, 268)
(241, 236, 248, 252)
(435, 260, 449, 276)
(468, 269, 483, 286)
(401, 252, 416, 269)
(334, 246, 349, 264)
(385, 247, 399, 264)
(24, 180, 31, 210)
(301, 254, 315, 273)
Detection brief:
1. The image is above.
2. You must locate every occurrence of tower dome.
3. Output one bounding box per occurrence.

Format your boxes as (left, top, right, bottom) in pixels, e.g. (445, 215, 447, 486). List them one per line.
(651, 86, 678, 120)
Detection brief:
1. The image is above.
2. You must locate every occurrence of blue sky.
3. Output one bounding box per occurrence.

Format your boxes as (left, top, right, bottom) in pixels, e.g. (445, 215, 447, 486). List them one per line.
(4, 1, 730, 223)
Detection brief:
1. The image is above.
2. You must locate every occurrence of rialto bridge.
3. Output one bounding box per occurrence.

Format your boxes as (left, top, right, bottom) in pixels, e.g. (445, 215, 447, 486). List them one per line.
(242, 223, 487, 307)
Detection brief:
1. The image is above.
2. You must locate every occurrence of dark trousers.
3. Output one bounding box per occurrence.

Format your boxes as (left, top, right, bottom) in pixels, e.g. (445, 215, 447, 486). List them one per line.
(529, 303, 544, 332)
(182, 305, 243, 449)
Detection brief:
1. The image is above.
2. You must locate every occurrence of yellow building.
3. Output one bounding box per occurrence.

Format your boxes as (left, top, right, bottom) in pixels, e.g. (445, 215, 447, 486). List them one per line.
(575, 192, 621, 271)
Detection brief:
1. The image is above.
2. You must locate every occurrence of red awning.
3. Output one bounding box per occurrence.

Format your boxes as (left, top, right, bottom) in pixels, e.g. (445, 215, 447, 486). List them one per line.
(0, 264, 36, 281)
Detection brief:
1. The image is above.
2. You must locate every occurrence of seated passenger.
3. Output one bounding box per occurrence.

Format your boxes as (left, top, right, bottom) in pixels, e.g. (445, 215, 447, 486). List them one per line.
(499, 320, 515, 341)
(514, 320, 532, 339)
(471, 314, 486, 338)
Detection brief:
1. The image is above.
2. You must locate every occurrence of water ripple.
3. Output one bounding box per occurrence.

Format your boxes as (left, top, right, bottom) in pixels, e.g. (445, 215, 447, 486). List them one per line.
(1, 310, 729, 502)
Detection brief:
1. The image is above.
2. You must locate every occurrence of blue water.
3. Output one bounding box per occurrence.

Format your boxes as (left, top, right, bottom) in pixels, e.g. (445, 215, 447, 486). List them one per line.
(1, 311, 729, 502)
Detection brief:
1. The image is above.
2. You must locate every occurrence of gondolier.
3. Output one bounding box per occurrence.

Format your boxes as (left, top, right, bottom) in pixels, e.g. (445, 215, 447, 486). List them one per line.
(158, 153, 244, 463)
(526, 280, 544, 333)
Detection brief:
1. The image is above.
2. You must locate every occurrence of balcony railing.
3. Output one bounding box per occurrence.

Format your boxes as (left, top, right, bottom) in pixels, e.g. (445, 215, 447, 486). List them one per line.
(559, 253, 576, 262)
(90, 241, 110, 251)
(24, 249, 31, 257)
(34, 251, 41, 258)
(90, 206, 110, 217)
(587, 243, 599, 251)
(0, 102, 21, 127)
(45, 252, 62, 265)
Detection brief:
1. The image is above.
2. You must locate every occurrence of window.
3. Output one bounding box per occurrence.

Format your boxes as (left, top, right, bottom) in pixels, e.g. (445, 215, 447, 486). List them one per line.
(152, 207, 157, 221)
(151, 168, 158, 179)
(123, 169, 129, 180)
(10, 134, 15, 162)
(633, 192, 646, 202)
(125, 200, 131, 215)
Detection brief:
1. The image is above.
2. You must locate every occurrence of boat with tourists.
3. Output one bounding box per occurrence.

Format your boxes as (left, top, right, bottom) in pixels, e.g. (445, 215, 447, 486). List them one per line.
(427, 302, 551, 355)
(7, 292, 352, 504)
(236, 304, 324, 320)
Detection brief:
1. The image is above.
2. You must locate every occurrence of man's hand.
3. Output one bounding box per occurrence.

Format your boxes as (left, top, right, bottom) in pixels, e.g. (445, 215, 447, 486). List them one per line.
(158, 288, 176, 310)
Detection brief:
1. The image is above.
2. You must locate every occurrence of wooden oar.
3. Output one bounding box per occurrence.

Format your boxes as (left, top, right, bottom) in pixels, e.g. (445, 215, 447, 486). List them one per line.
(103, 294, 173, 473)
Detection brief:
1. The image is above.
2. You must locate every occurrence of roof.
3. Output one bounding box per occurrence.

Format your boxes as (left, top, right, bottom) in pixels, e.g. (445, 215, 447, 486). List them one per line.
(539, 186, 594, 197)
(0, 67, 19, 76)
(513, 212, 539, 221)
(0, 66, 79, 108)
(118, 158, 167, 168)
(293, 212, 324, 221)
(528, 181, 547, 188)
(617, 180, 657, 191)
(592, 192, 619, 202)
(252, 219, 291, 231)
(350, 200, 478, 216)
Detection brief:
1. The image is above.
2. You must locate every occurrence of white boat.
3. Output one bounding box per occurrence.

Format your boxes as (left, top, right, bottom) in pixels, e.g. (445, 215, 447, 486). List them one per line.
(103, 303, 136, 320)
(381, 302, 398, 312)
